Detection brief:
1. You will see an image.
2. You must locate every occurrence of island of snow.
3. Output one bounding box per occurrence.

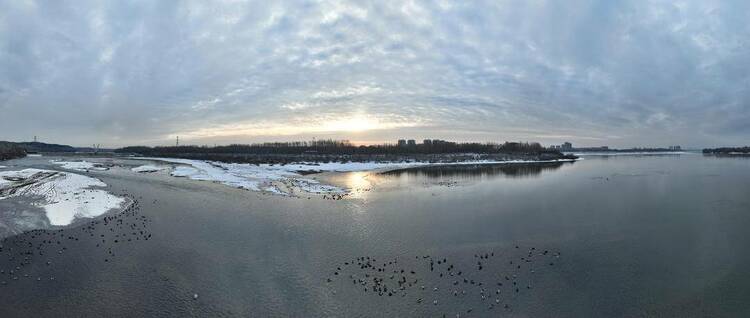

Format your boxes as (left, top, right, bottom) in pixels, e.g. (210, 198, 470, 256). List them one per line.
(51, 160, 109, 171)
(0, 168, 127, 226)
(131, 165, 166, 173)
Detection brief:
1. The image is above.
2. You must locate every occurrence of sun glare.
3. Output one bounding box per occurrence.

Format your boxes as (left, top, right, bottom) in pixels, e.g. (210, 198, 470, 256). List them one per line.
(175, 114, 423, 140)
(324, 116, 380, 132)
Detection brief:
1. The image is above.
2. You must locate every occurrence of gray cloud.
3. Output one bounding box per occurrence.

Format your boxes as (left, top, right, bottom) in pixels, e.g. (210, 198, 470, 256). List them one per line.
(1, 0, 748, 147)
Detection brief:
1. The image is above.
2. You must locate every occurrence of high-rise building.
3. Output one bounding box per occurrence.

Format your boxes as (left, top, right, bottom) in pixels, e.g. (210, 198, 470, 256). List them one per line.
(407, 139, 416, 146)
(423, 139, 432, 145)
(398, 139, 406, 147)
(561, 142, 573, 151)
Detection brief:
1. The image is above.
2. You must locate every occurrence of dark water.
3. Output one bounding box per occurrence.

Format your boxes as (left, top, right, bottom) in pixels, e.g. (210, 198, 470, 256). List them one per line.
(1, 154, 749, 317)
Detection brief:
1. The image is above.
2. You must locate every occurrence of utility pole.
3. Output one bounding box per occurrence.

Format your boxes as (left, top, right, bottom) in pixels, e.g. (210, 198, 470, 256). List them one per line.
(176, 136, 179, 147)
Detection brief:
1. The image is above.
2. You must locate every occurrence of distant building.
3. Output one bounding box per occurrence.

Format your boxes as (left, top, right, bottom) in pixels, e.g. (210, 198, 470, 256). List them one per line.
(423, 139, 432, 145)
(561, 142, 573, 151)
(398, 139, 406, 147)
(669, 146, 682, 151)
(407, 139, 416, 146)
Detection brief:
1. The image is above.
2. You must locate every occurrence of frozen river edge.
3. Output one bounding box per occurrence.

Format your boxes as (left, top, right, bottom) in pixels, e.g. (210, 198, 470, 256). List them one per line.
(133, 157, 578, 196)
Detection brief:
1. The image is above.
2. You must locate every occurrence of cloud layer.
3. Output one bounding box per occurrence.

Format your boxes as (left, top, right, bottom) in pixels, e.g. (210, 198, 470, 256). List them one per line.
(1, 0, 748, 147)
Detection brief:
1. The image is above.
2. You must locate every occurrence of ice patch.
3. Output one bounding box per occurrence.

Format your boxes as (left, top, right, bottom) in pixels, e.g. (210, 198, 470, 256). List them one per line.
(52, 160, 109, 171)
(171, 166, 199, 177)
(132, 165, 166, 173)
(263, 186, 289, 196)
(0, 169, 126, 226)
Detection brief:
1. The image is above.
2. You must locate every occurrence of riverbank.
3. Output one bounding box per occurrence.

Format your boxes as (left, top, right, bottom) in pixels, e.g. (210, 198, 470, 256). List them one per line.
(120, 151, 576, 165)
(134, 156, 579, 196)
(0, 141, 26, 161)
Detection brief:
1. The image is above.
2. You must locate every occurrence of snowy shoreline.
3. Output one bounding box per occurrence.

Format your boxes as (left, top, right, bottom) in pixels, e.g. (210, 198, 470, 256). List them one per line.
(134, 157, 577, 196)
(0, 168, 127, 226)
(571, 151, 687, 156)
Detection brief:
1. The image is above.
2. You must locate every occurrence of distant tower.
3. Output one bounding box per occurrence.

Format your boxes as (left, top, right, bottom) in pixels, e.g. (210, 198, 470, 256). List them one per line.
(176, 136, 179, 147)
(33, 135, 37, 142)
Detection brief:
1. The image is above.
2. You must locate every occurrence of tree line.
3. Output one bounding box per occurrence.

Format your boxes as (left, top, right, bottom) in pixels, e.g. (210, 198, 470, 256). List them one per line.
(115, 139, 557, 156)
(0, 141, 27, 160)
(702, 147, 750, 154)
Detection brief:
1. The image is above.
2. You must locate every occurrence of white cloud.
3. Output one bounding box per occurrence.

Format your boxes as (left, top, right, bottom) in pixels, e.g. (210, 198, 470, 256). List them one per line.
(0, 0, 748, 148)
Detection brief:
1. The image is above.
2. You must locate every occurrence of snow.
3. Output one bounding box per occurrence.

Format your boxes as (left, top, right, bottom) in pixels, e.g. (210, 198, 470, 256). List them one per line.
(138, 158, 271, 192)
(267, 161, 428, 172)
(0, 165, 6, 168)
(264, 186, 290, 196)
(572, 152, 687, 156)
(0, 169, 41, 190)
(0, 169, 126, 226)
(131, 165, 166, 173)
(261, 159, 577, 173)
(135, 157, 576, 196)
(171, 166, 199, 177)
(291, 178, 346, 194)
(135, 157, 339, 194)
(51, 160, 109, 171)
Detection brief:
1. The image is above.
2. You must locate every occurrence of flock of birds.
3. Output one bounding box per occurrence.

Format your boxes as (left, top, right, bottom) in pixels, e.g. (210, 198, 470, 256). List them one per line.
(2, 162, 563, 317)
(430, 181, 460, 188)
(322, 193, 349, 200)
(0, 193, 152, 286)
(327, 246, 562, 316)
(321, 187, 374, 200)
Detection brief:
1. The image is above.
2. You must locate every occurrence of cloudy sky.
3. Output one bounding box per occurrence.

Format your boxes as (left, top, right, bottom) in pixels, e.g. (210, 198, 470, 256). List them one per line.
(1, 0, 748, 148)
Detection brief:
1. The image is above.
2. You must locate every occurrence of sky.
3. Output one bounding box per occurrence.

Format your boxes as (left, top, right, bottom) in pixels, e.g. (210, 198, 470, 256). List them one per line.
(1, 0, 749, 148)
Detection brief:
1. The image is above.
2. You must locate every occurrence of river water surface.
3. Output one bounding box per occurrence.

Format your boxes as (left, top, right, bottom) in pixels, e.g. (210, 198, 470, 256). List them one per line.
(0, 154, 749, 317)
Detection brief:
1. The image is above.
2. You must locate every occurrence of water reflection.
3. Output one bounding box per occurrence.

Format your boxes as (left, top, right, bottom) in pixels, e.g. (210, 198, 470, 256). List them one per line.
(702, 153, 750, 160)
(380, 162, 571, 180)
(344, 171, 375, 199)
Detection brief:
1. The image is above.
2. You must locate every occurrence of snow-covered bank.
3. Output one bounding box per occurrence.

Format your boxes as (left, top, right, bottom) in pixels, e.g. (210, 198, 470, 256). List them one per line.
(131, 165, 166, 173)
(572, 152, 687, 156)
(136, 158, 298, 192)
(135, 157, 576, 196)
(51, 160, 109, 171)
(0, 168, 126, 226)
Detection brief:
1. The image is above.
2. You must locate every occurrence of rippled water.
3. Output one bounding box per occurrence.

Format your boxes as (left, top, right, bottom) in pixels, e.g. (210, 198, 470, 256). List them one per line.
(1, 154, 749, 317)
